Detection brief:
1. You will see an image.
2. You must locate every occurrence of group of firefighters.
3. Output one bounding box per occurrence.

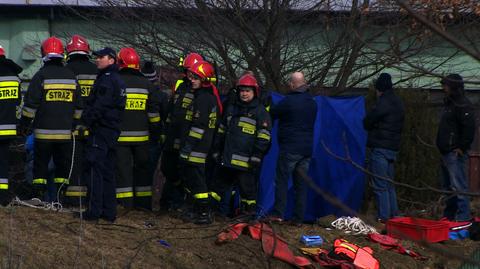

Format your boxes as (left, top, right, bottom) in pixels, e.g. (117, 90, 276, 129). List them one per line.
(0, 35, 273, 225)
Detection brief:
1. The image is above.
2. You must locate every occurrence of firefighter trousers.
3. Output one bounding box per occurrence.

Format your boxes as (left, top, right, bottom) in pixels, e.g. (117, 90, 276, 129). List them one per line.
(0, 140, 10, 204)
(65, 139, 87, 205)
(180, 163, 208, 202)
(116, 143, 152, 209)
(33, 140, 72, 194)
(160, 150, 184, 209)
(211, 166, 257, 209)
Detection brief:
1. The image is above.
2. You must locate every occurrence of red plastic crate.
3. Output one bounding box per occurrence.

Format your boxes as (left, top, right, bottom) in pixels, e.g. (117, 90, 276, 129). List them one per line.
(386, 217, 449, 243)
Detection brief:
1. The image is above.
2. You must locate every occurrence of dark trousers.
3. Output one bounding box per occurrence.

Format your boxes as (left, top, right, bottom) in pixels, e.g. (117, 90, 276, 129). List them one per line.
(212, 166, 257, 205)
(0, 140, 10, 204)
(33, 140, 72, 191)
(181, 163, 208, 200)
(272, 152, 311, 222)
(65, 139, 87, 205)
(161, 150, 184, 208)
(83, 134, 117, 220)
(116, 143, 151, 209)
(441, 152, 471, 221)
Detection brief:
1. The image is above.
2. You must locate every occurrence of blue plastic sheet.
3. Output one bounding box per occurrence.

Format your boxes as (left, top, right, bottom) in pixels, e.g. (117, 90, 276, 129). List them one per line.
(257, 92, 367, 221)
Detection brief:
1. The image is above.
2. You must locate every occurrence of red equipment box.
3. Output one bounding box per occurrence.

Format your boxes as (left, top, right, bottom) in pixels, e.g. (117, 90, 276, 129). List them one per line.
(386, 217, 449, 243)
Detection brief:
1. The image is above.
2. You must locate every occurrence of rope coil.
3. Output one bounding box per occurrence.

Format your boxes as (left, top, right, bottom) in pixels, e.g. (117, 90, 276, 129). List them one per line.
(331, 216, 377, 235)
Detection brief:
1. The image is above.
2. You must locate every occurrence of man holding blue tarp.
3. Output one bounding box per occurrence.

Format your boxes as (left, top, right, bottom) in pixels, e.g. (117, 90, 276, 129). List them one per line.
(270, 71, 317, 225)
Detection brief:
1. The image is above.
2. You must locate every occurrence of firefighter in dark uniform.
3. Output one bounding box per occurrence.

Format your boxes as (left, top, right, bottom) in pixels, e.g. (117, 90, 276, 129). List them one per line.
(0, 45, 22, 205)
(115, 48, 162, 209)
(20, 37, 82, 200)
(161, 52, 204, 210)
(80, 47, 126, 222)
(179, 60, 222, 224)
(65, 34, 98, 205)
(211, 74, 271, 217)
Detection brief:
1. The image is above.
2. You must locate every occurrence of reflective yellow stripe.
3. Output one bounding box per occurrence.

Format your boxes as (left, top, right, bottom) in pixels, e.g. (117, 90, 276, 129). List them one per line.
(265, 105, 270, 112)
(149, 117, 161, 123)
(126, 93, 148, 99)
(218, 128, 225, 134)
(35, 133, 71, 140)
(135, 191, 152, 197)
(210, 192, 221, 202)
(188, 130, 203, 139)
(0, 130, 16, 136)
(257, 133, 271, 141)
(54, 178, 69, 184)
(33, 178, 47, 184)
(73, 129, 90, 136)
(238, 122, 255, 129)
(194, 193, 209, 199)
(0, 184, 8, 190)
(116, 192, 134, 198)
(0, 81, 19, 87)
(118, 136, 149, 142)
(174, 80, 183, 91)
(65, 191, 86, 197)
(231, 159, 249, 168)
(241, 199, 256, 205)
(78, 79, 94, 86)
(188, 156, 206, 164)
(44, 84, 76, 90)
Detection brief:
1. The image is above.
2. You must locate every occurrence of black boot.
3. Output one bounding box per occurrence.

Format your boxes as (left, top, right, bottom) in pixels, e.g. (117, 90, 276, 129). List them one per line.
(194, 199, 212, 225)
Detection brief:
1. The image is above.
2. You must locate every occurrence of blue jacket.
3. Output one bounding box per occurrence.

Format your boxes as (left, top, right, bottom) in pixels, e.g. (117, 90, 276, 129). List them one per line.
(271, 85, 317, 156)
(82, 64, 126, 132)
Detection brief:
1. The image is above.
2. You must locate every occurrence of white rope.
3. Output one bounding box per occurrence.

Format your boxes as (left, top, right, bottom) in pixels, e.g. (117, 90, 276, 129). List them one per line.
(331, 216, 378, 235)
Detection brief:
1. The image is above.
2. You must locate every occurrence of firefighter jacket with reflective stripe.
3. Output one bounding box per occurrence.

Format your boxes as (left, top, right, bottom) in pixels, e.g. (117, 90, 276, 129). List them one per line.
(179, 86, 220, 165)
(164, 78, 194, 151)
(22, 59, 82, 141)
(66, 55, 98, 103)
(118, 68, 162, 145)
(0, 56, 23, 139)
(81, 64, 126, 133)
(215, 98, 271, 171)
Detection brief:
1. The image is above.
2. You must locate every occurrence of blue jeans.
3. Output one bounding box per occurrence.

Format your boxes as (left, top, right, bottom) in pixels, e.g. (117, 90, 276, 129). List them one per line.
(440, 152, 471, 221)
(368, 148, 398, 221)
(272, 152, 311, 222)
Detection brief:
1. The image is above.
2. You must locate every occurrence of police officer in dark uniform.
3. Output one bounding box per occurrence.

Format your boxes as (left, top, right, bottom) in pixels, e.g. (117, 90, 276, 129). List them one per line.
(161, 52, 203, 210)
(211, 74, 271, 217)
(80, 47, 126, 222)
(20, 37, 82, 201)
(0, 44, 22, 205)
(179, 60, 222, 224)
(65, 34, 98, 205)
(115, 48, 162, 210)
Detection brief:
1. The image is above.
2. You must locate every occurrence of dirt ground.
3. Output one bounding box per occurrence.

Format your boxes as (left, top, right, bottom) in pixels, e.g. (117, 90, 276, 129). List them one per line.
(0, 206, 478, 269)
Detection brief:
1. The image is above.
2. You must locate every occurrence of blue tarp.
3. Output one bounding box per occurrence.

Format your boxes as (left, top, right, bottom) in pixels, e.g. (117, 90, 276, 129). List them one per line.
(257, 93, 367, 221)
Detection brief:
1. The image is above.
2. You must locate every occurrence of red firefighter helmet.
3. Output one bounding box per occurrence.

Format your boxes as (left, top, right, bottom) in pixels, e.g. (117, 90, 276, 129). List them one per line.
(66, 34, 90, 54)
(41, 37, 64, 58)
(183, 52, 203, 69)
(188, 61, 216, 86)
(117, 47, 140, 70)
(0, 45, 4, 56)
(237, 73, 259, 96)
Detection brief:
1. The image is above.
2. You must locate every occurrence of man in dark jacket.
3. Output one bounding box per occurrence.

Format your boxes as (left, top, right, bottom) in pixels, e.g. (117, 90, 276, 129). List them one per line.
(436, 74, 475, 222)
(80, 47, 126, 222)
(270, 71, 317, 224)
(211, 74, 271, 217)
(0, 45, 22, 205)
(363, 73, 405, 223)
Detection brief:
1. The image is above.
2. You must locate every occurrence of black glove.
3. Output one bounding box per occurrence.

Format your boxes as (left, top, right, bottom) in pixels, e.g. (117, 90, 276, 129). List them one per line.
(249, 156, 262, 172)
(18, 116, 32, 137)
